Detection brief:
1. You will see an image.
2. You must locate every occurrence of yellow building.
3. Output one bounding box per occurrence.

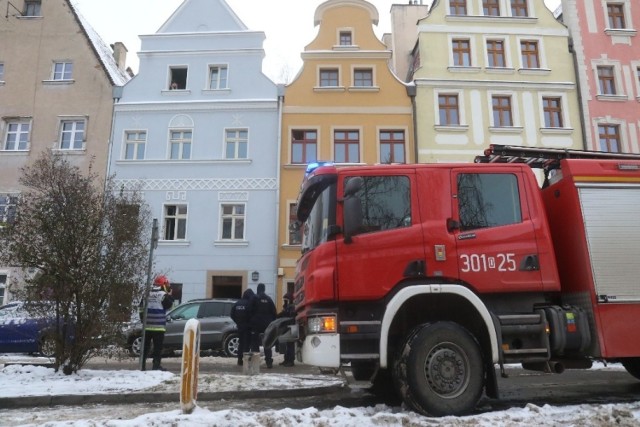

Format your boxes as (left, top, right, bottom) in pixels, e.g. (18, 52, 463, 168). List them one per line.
(410, 0, 584, 163)
(276, 0, 415, 306)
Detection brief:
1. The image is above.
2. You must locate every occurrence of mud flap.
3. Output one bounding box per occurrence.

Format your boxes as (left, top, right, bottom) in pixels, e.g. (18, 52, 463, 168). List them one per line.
(263, 317, 295, 349)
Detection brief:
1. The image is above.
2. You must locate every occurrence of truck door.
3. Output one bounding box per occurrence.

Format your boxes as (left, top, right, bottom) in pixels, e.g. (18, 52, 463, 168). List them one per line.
(450, 168, 543, 293)
(336, 172, 425, 300)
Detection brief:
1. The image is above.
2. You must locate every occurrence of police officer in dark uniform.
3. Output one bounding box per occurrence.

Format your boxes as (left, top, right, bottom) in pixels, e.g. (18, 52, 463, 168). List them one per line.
(230, 288, 255, 366)
(249, 283, 276, 368)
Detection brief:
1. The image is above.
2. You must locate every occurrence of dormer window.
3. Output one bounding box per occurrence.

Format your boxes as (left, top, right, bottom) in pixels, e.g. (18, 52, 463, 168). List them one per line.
(169, 67, 188, 90)
(339, 31, 352, 46)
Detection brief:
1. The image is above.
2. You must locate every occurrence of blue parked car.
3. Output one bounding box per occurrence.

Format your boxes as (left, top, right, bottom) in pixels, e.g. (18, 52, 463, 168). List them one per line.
(0, 301, 57, 356)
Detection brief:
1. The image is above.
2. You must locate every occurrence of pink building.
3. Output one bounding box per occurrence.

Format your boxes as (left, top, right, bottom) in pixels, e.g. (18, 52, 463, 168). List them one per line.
(560, 0, 640, 153)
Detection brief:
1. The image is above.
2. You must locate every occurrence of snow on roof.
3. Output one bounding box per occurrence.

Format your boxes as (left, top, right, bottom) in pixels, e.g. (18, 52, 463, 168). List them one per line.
(553, 4, 562, 19)
(69, 0, 130, 86)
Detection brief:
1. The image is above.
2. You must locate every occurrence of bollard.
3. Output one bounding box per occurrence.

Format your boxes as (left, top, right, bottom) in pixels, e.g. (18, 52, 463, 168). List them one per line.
(180, 319, 200, 414)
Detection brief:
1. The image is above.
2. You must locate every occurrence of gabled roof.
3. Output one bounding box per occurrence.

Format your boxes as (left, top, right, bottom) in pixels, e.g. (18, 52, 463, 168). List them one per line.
(69, 0, 131, 86)
(157, 0, 247, 33)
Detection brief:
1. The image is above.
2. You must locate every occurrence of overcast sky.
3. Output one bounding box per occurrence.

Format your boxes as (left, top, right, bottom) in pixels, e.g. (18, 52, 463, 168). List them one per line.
(72, 0, 562, 82)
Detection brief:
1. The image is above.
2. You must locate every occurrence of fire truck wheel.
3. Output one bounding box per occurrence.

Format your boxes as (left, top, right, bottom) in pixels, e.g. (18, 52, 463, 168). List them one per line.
(622, 358, 640, 380)
(394, 321, 484, 416)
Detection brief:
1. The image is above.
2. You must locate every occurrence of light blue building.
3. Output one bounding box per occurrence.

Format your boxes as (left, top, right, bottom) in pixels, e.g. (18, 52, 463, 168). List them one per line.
(108, 0, 281, 303)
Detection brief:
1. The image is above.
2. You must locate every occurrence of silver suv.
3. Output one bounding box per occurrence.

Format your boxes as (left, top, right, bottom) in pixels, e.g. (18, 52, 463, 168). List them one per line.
(125, 298, 239, 357)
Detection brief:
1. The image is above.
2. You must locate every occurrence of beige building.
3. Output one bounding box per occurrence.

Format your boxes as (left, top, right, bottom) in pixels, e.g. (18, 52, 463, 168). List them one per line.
(405, 0, 583, 163)
(0, 0, 130, 303)
(276, 0, 415, 308)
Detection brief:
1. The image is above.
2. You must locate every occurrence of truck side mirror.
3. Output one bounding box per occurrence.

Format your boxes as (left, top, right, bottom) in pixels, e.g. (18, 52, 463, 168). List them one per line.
(343, 177, 363, 244)
(447, 218, 460, 232)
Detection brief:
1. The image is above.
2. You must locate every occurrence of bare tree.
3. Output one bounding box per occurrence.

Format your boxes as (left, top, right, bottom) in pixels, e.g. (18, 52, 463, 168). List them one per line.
(0, 151, 151, 374)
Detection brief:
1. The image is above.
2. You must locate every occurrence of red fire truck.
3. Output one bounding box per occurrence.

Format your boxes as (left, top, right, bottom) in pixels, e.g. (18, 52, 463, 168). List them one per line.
(270, 144, 640, 416)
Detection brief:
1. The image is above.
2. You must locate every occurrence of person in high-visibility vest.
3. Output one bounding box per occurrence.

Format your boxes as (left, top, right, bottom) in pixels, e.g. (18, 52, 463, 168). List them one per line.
(140, 275, 174, 371)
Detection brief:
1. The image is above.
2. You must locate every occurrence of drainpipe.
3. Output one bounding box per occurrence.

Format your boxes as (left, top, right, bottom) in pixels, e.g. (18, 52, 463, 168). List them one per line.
(568, 37, 589, 151)
(273, 85, 285, 300)
(407, 83, 419, 163)
(106, 85, 123, 188)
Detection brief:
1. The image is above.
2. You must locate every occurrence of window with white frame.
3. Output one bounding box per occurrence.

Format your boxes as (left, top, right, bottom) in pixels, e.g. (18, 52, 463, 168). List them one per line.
(0, 63, 4, 81)
(169, 130, 191, 160)
(24, 0, 41, 16)
(53, 62, 73, 80)
(520, 40, 540, 69)
(452, 39, 472, 67)
(492, 95, 513, 127)
(439, 94, 461, 126)
(339, 31, 353, 46)
(225, 129, 248, 159)
(0, 194, 18, 225)
(510, 0, 528, 17)
(164, 204, 187, 240)
(598, 124, 621, 152)
(449, 0, 467, 15)
(169, 67, 188, 90)
(486, 39, 506, 68)
(353, 68, 373, 87)
(209, 65, 228, 90)
(220, 204, 245, 240)
(607, 3, 626, 29)
(288, 203, 301, 245)
(597, 66, 617, 95)
(124, 131, 146, 160)
(334, 130, 360, 163)
(3, 120, 30, 151)
(59, 120, 85, 150)
(291, 130, 318, 164)
(483, 0, 500, 16)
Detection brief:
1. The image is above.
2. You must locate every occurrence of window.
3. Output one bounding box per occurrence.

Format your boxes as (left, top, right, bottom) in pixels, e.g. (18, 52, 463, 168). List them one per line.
(124, 131, 146, 160)
(23, 0, 41, 16)
(353, 68, 373, 87)
(0, 274, 5, 306)
(0, 194, 18, 226)
(452, 39, 471, 67)
(492, 96, 513, 127)
(598, 66, 616, 95)
(520, 40, 539, 68)
(607, 3, 626, 29)
(543, 97, 563, 128)
(220, 204, 245, 240)
(3, 121, 30, 151)
(291, 130, 317, 164)
(450, 0, 467, 15)
(209, 65, 228, 90)
(59, 120, 84, 150)
(319, 68, 339, 87)
(487, 40, 506, 68)
(379, 130, 406, 164)
(483, 0, 500, 16)
(169, 130, 191, 160)
(225, 129, 248, 159)
(349, 176, 411, 235)
(439, 94, 460, 126)
(53, 62, 73, 80)
(334, 130, 359, 163)
(169, 67, 188, 90)
(598, 124, 620, 152)
(511, 0, 528, 17)
(457, 173, 521, 231)
(288, 203, 302, 245)
(339, 31, 352, 46)
(163, 204, 187, 240)
(0, 63, 4, 81)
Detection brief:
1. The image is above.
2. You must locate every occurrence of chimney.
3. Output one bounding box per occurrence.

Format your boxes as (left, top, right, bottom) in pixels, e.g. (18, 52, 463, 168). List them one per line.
(110, 42, 128, 72)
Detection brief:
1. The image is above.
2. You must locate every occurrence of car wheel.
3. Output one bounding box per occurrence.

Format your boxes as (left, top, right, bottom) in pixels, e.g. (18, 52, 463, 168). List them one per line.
(223, 332, 240, 358)
(39, 334, 56, 357)
(129, 335, 143, 357)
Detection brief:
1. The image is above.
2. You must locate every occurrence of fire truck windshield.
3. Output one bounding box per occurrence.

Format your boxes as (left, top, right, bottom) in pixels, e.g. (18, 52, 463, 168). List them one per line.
(301, 182, 336, 254)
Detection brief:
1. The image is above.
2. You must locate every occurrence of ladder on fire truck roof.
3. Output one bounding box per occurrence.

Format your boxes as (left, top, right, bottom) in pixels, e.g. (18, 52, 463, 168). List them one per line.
(474, 144, 640, 169)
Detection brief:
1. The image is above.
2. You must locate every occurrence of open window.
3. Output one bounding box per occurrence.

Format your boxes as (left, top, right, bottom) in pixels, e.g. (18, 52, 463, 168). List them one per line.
(169, 67, 188, 90)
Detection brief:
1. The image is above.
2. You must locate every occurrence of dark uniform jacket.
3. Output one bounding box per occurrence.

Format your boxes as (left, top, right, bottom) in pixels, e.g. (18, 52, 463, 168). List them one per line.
(249, 290, 276, 333)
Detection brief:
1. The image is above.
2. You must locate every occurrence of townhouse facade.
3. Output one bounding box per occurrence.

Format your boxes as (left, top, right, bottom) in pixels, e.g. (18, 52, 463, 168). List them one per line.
(559, 0, 640, 153)
(0, 0, 130, 304)
(109, 0, 280, 303)
(404, 0, 583, 164)
(277, 0, 416, 304)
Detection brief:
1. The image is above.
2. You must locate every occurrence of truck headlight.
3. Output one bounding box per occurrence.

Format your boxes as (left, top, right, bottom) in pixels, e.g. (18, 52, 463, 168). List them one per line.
(307, 315, 337, 333)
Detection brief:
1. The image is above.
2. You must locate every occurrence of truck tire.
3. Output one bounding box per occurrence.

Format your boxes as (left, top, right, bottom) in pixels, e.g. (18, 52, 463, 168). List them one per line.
(393, 321, 484, 416)
(622, 358, 640, 380)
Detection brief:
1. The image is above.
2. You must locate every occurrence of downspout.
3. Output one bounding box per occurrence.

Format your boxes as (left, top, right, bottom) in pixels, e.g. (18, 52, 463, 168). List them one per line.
(106, 85, 123, 188)
(407, 83, 419, 163)
(568, 37, 589, 151)
(273, 84, 285, 300)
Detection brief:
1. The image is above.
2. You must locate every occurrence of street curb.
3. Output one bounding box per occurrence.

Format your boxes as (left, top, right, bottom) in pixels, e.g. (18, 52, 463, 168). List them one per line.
(0, 383, 346, 409)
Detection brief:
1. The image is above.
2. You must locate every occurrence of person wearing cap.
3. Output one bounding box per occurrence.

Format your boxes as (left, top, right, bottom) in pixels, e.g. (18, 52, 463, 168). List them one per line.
(249, 283, 276, 368)
(139, 275, 174, 371)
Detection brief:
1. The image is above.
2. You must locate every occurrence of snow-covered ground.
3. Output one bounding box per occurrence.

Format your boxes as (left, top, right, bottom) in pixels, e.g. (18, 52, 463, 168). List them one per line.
(1, 354, 639, 426)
